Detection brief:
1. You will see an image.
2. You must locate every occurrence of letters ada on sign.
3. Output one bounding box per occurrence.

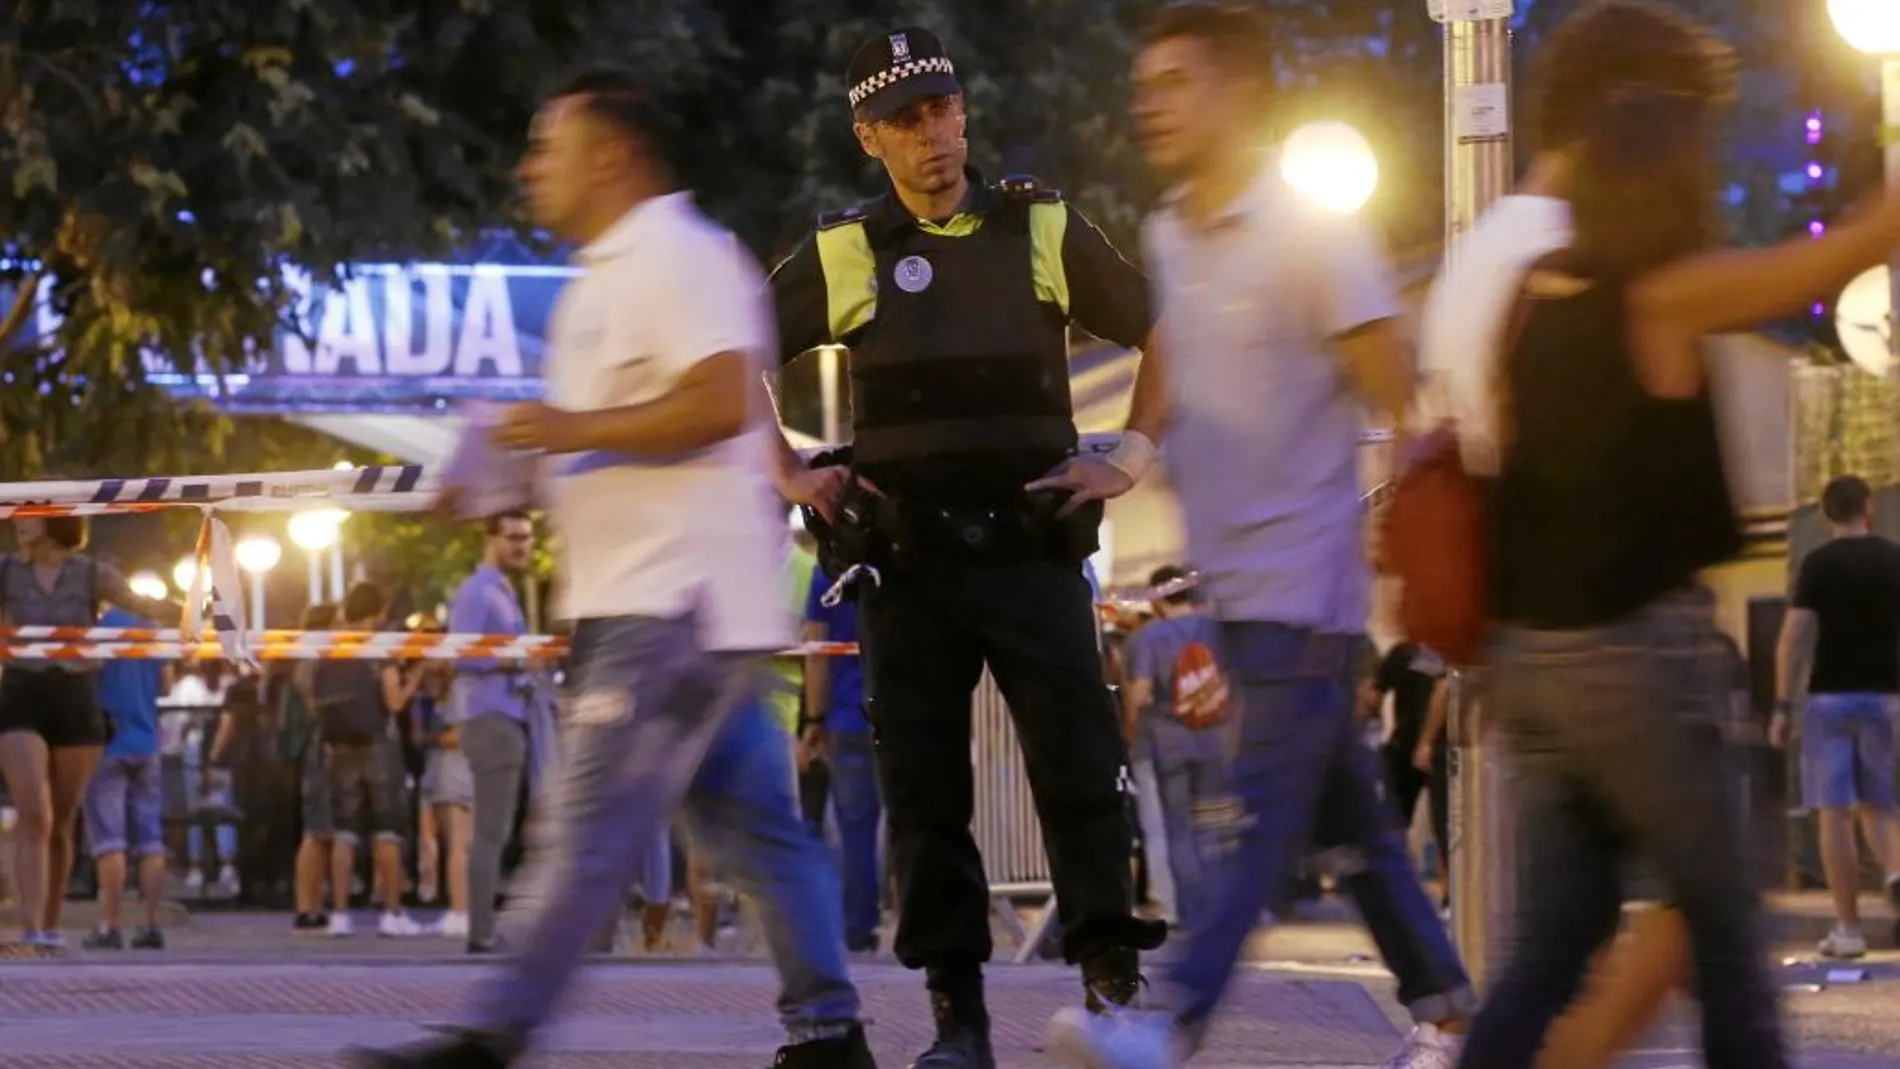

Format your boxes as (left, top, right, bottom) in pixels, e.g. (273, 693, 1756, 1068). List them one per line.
(7, 260, 576, 413)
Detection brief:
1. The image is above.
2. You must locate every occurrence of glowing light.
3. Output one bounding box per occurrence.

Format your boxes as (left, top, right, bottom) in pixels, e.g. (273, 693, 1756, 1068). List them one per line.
(287, 509, 347, 551)
(235, 535, 283, 574)
(1829, 0, 1900, 55)
(128, 571, 168, 601)
(172, 557, 198, 594)
(1279, 120, 1380, 215)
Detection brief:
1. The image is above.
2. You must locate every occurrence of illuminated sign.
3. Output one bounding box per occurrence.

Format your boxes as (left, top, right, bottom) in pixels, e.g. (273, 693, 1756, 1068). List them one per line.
(4, 257, 577, 414)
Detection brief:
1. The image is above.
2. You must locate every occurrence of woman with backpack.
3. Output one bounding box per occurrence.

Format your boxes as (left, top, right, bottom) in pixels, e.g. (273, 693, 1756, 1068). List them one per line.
(0, 516, 174, 951)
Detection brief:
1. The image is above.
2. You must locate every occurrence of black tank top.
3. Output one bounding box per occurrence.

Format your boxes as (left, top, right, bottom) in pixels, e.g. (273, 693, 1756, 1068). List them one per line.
(1489, 276, 1741, 629)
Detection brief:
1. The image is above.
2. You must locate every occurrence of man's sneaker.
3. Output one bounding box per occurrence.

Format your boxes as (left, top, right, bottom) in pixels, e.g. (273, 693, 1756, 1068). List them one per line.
(347, 1028, 520, 1069)
(1818, 925, 1868, 959)
(82, 928, 125, 951)
(294, 911, 329, 933)
(328, 912, 355, 938)
(183, 868, 205, 891)
(1045, 1006, 1181, 1069)
(910, 991, 996, 1069)
(769, 1023, 878, 1068)
(1379, 1023, 1463, 1069)
(131, 927, 166, 950)
(434, 912, 470, 939)
(380, 912, 429, 938)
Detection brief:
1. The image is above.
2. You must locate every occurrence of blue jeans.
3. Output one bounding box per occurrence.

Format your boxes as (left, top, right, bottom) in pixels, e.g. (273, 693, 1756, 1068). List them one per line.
(181, 745, 237, 866)
(472, 614, 859, 1046)
(1152, 751, 1225, 932)
(1461, 598, 1783, 1069)
(1167, 623, 1473, 1031)
(829, 727, 883, 946)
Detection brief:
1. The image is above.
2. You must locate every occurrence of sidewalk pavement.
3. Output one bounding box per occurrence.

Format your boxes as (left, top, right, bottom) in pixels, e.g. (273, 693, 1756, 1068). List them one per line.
(2, 910, 1897, 1068)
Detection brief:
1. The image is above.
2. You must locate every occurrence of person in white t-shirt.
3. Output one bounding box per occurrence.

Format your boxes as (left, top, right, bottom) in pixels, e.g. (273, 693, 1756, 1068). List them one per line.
(354, 68, 871, 1069)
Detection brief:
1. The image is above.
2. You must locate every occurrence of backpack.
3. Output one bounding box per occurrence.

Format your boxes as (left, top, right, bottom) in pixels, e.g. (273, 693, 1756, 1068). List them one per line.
(310, 660, 386, 745)
(1169, 638, 1232, 731)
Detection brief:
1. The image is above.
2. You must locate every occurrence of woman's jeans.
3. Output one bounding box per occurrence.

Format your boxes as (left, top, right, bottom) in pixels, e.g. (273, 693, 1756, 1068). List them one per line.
(1460, 598, 1785, 1069)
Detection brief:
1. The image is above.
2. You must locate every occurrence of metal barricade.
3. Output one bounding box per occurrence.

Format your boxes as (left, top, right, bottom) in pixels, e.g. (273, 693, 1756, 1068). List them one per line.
(968, 669, 1058, 962)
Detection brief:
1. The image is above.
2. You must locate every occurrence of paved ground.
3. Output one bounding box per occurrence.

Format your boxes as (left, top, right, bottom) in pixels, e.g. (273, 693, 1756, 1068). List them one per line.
(1, 910, 1897, 1067)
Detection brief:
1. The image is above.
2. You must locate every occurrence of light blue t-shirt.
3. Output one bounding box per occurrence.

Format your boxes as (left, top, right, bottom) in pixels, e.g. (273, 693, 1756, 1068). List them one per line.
(1141, 160, 1399, 631)
(98, 607, 163, 758)
(1125, 613, 1229, 766)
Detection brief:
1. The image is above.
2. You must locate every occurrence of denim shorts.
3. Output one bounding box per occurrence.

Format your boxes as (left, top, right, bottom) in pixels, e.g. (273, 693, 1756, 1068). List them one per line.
(83, 753, 166, 859)
(1800, 692, 1897, 810)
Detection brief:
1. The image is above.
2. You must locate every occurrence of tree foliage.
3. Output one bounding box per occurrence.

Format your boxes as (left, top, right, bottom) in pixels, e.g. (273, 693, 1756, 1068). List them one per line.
(1, 0, 1846, 488)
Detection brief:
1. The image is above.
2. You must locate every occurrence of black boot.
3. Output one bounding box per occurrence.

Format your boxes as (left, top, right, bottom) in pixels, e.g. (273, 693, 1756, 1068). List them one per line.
(345, 1028, 521, 1069)
(770, 1023, 878, 1068)
(1081, 946, 1144, 1014)
(910, 990, 995, 1069)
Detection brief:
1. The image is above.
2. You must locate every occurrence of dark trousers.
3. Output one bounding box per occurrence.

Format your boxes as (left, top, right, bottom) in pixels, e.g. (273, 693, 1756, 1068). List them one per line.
(859, 555, 1137, 974)
(1461, 597, 1784, 1069)
(1382, 737, 1450, 881)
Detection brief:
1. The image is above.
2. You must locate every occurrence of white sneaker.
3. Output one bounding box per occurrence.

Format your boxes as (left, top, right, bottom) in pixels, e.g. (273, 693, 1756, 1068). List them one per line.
(1045, 1005, 1182, 1069)
(183, 869, 205, 890)
(326, 912, 354, 938)
(1380, 1023, 1463, 1069)
(214, 866, 240, 897)
(434, 911, 469, 938)
(379, 912, 427, 938)
(1818, 926, 1867, 959)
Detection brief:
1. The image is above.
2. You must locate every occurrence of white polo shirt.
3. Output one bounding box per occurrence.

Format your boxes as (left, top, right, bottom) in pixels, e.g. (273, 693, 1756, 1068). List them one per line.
(1414, 195, 1573, 473)
(542, 192, 792, 652)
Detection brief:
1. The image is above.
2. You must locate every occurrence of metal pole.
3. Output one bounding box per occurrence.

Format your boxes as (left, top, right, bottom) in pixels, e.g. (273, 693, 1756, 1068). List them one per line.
(305, 550, 323, 608)
(1884, 58, 1900, 370)
(818, 345, 844, 444)
(1440, 4, 1515, 994)
(249, 571, 267, 634)
(328, 544, 346, 602)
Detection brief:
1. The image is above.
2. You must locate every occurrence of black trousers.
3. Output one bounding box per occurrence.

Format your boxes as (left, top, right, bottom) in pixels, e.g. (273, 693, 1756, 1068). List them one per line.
(860, 554, 1141, 972)
(1382, 736, 1450, 875)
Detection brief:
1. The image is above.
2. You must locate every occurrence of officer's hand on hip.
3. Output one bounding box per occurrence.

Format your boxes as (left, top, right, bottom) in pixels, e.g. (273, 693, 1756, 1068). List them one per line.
(781, 465, 855, 523)
(1026, 456, 1134, 518)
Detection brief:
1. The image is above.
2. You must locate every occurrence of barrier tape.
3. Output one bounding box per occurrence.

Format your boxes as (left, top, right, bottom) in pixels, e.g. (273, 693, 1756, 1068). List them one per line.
(0, 635, 863, 661)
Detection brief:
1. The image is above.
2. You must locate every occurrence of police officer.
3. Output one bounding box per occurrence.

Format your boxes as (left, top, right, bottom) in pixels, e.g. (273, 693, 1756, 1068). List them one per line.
(767, 26, 1170, 1069)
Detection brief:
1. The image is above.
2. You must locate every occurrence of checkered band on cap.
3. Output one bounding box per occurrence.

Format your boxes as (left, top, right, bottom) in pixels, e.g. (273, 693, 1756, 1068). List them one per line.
(848, 57, 956, 108)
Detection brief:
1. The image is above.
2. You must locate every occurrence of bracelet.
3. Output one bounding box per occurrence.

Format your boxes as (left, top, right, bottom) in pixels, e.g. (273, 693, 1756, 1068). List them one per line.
(1105, 430, 1159, 483)
(1774, 699, 1792, 715)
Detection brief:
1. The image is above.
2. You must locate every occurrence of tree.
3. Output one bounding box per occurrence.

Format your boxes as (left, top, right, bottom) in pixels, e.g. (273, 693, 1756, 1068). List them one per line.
(1, 0, 729, 478)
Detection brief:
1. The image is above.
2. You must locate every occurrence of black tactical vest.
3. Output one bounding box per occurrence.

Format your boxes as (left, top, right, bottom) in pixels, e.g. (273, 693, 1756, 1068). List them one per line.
(825, 184, 1077, 468)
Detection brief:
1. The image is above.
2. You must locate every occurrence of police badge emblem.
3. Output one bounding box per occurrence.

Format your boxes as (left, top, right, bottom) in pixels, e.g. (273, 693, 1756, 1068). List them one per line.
(894, 255, 933, 293)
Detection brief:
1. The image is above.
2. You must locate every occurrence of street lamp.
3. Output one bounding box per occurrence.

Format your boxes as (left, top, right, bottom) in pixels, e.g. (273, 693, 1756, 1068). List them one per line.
(235, 534, 282, 631)
(288, 509, 345, 607)
(1829, 0, 1900, 365)
(1280, 120, 1380, 215)
(127, 571, 167, 602)
(172, 556, 198, 596)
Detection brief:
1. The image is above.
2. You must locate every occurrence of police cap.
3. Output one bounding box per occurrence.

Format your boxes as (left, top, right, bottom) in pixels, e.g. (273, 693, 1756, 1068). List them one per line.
(846, 27, 962, 121)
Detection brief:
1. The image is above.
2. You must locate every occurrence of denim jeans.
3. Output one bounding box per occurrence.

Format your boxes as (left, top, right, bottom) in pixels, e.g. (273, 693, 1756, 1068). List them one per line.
(471, 613, 859, 1046)
(1460, 597, 1785, 1069)
(829, 727, 883, 946)
(1167, 623, 1473, 1031)
(1152, 751, 1225, 932)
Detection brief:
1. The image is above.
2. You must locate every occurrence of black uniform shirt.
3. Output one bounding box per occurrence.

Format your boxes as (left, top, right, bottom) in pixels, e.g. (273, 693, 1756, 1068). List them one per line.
(770, 174, 1154, 500)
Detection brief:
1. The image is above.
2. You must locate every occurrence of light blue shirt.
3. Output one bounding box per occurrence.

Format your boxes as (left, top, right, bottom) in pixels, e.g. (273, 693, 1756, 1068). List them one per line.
(448, 563, 536, 726)
(1141, 158, 1400, 631)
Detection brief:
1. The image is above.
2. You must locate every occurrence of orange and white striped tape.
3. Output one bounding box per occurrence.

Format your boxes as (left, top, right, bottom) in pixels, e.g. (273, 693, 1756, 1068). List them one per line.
(0, 634, 862, 662)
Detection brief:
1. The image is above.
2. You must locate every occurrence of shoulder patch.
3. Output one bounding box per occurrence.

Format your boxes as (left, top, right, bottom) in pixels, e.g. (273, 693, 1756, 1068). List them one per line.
(816, 204, 869, 231)
(994, 174, 1063, 203)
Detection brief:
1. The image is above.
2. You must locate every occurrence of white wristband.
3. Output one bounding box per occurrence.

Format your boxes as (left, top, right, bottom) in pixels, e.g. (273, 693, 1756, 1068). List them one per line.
(1105, 430, 1158, 483)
